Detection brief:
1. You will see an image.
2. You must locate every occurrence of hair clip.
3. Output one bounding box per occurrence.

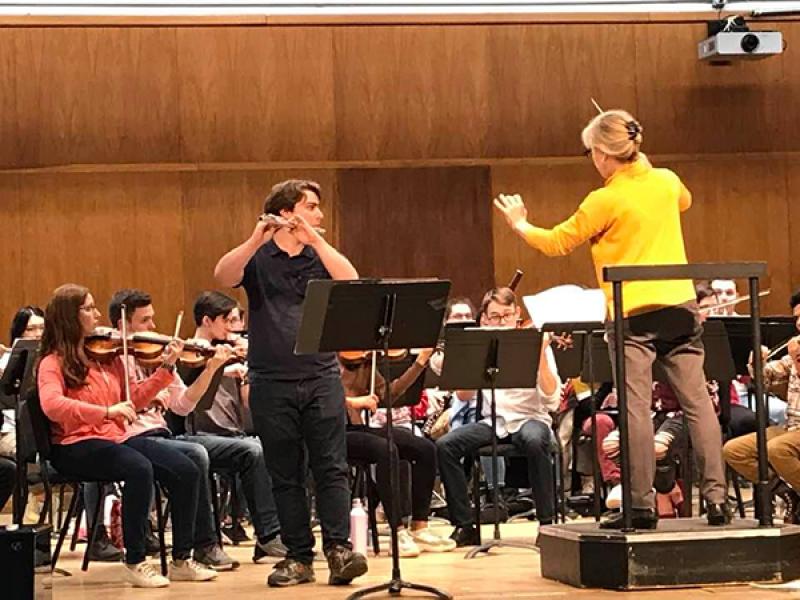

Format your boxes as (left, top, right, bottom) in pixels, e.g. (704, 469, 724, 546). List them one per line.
(626, 120, 642, 141)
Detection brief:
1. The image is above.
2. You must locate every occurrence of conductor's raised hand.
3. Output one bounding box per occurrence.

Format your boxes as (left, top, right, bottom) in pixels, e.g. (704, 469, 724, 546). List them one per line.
(494, 194, 529, 231)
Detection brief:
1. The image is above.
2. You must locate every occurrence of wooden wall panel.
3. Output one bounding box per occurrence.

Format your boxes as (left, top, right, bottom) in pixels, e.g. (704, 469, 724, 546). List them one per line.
(179, 169, 339, 334)
(0, 176, 24, 342)
(786, 157, 800, 304)
(485, 24, 638, 158)
(177, 28, 337, 163)
(337, 167, 493, 303)
(332, 26, 490, 160)
(10, 173, 185, 331)
(634, 23, 791, 155)
(7, 28, 181, 168)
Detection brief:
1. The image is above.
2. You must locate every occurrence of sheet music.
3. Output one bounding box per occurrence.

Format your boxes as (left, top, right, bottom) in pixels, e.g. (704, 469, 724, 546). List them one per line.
(522, 285, 606, 329)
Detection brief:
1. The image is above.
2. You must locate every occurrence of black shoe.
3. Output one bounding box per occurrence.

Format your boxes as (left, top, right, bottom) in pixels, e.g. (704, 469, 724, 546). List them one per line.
(253, 534, 288, 563)
(706, 502, 733, 526)
(325, 544, 368, 585)
(599, 509, 658, 530)
(479, 502, 509, 524)
(267, 559, 315, 587)
(772, 481, 800, 524)
(449, 525, 480, 547)
(87, 527, 123, 562)
(221, 521, 250, 545)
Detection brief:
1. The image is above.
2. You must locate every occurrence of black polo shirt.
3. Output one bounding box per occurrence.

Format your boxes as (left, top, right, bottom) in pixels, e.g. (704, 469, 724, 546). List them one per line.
(240, 239, 338, 379)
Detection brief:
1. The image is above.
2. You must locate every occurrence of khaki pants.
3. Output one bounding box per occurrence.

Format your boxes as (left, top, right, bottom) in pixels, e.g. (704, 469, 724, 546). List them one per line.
(607, 302, 727, 509)
(723, 426, 800, 490)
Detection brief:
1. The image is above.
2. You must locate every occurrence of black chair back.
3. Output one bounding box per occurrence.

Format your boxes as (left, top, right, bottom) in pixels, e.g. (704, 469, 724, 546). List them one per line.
(19, 388, 52, 461)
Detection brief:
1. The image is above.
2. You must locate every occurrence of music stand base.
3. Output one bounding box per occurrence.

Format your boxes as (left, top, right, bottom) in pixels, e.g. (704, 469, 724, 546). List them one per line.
(346, 578, 453, 600)
(465, 538, 539, 559)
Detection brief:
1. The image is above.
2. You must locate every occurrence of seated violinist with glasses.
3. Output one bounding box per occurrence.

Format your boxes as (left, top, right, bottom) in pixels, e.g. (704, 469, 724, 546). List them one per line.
(435, 286, 562, 547)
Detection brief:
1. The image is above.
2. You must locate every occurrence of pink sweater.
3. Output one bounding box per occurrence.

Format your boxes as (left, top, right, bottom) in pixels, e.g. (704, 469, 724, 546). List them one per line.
(38, 353, 174, 446)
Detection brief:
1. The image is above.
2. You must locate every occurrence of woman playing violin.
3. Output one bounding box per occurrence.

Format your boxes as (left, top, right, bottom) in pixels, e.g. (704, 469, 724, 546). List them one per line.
(339, 347, 457, 557)
(37, 284, 217, 587)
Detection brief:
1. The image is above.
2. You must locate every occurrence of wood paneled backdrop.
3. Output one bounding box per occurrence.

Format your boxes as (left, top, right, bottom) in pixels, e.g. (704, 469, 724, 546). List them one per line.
(1, 18, 799, 338)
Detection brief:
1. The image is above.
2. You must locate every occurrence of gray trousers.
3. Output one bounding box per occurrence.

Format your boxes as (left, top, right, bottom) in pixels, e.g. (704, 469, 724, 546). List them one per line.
(607, 302, 726, 509)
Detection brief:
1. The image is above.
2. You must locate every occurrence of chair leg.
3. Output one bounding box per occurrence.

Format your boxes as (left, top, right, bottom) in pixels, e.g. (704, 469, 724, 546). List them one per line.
(82, 486, 106, 572)
(70, 490, 85, 552)
(210, 474, 223, 546)
(731, 470, 746, 518)
(365, 475, 381, 556)
(57, 485, 66, 530)
(154, 484, 168, 577)
(52, 484, 79, 572)
(472, 456, 482, 544)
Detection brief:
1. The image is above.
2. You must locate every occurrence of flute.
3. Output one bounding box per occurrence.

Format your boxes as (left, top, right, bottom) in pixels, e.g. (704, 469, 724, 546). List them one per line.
(258, 213, 326, 235)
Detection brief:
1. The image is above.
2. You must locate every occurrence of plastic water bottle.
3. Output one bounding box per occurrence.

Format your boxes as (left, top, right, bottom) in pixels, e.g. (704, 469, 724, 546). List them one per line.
(350, 498, 368, 556)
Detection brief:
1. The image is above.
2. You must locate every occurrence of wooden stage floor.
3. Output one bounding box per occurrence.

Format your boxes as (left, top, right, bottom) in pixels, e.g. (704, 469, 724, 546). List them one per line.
(45, 520, 792, 600)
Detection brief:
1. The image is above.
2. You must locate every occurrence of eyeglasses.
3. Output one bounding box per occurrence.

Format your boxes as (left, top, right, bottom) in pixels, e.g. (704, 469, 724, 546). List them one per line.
(582, 148, 592, 158)
(484, 313, 516, 326)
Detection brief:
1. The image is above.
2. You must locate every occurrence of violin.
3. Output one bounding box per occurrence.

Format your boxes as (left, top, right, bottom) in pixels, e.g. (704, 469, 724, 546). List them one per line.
(84, 331, 244, 368)
(338, 349, 409, 365)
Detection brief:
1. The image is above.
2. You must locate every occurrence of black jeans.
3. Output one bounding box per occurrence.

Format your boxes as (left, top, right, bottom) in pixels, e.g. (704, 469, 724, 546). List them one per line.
(0, 456, 14, 511)
(124, 434, 202, 560)
(347, 426, 437, 526)
(250, 374, 351, 564)
(50, 440, 153, 565)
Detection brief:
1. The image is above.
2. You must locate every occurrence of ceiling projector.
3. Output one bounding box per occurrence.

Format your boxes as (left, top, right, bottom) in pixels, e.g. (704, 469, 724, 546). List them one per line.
(698, 30, 784, 60)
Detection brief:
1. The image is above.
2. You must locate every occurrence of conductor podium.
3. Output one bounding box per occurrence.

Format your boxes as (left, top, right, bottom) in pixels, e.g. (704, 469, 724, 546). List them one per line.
(538, 262, 800, 589)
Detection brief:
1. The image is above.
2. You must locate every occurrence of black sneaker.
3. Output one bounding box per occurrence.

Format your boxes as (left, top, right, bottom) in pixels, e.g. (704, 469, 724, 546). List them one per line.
(325, 544, 368, 585)
(221, 521, 250, 545)
(449, 525, 480, 547)
(266, 559, 315, 587)
(706, 502, 733, 526)
(87, 527, 123, 562)
(194, 543, 240, 571)
(253, 534, 288, 563)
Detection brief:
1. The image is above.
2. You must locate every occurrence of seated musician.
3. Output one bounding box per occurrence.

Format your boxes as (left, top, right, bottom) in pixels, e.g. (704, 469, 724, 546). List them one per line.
(183, 291, 286, 563)
(37, 284, 216, 587)
(341, 348, 456, 557)
(106, 288, 240, 571)
(435, 287, 561, 546)
(0, 306, 45, 459)
(723, 288, 800, 522)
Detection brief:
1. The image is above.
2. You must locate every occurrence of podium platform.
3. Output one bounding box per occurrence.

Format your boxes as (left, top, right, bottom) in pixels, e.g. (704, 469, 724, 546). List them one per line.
(538, 518, 800, 590)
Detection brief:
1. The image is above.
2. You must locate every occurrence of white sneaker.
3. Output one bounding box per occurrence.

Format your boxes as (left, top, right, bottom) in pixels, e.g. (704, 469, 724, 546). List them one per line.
(170, 559, 219, 582)
(409, 527, 457, 553)
(124, 562, 170, 588)
(393, 529, 421, 558)
(606, 484, 622, 510)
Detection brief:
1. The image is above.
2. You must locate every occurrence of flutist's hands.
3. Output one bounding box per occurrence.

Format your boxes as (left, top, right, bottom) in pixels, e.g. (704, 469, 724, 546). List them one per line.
(494, 194, 529, 231)
(250, 216, 279, 247)
(789, 337, 800, 363)
(288, 214, 324, 247)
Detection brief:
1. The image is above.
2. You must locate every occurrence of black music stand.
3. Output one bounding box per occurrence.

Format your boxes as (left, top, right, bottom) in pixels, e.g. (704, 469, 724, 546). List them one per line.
(0, 339, 40, 525)
(604, 262, 771, 529)
(437, 327, 543, 558)
(296, 278, 452, 600)
(542, 322, 607, 520)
